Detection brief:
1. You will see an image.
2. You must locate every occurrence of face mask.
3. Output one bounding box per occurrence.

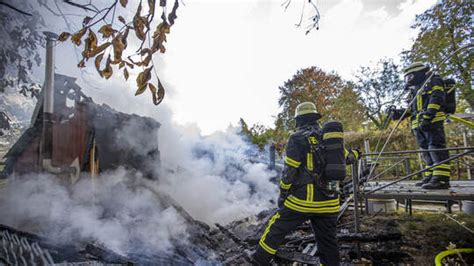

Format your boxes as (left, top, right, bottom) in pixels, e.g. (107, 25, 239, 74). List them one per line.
(405, 70, 428, 86)
(404, 73, 415, 84)
(407, 85, 418, 92)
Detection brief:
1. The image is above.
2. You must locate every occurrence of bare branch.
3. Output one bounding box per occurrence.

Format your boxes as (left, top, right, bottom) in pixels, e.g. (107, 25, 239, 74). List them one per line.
(295, 0, 305, 27)
(63, 0, 97, 12)
(282, 0, 320, 33)
(282, 0, 291, 11)
(305, 0, 320, 34)
(0, 2, 32, 16)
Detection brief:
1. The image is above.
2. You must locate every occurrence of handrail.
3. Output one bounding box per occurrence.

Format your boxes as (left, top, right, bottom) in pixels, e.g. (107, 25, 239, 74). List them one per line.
(362, 147, 474, 157)
(363, 150, 473, 195)
(368, 158, 408, 181)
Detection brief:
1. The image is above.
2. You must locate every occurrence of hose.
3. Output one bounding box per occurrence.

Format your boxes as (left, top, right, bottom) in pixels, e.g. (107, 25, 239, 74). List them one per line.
(434, 248, 474, 266)
(448, 114, 474, 129)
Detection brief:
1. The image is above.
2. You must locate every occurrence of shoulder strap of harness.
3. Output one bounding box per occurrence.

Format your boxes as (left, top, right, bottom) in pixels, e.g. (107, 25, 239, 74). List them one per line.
(300, 125, 325, 178)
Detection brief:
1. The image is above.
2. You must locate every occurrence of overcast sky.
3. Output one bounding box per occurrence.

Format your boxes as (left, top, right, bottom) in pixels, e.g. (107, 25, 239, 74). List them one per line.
(50, 0, 437, 135)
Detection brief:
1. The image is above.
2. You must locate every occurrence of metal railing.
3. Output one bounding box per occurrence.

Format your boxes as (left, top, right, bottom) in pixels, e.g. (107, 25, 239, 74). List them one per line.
(346, 146, 473, 236)
(359, 146, 473, 183)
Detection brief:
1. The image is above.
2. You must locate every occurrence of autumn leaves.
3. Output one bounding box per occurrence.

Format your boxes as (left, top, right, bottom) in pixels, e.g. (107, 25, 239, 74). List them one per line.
(58, 0, 179, 106)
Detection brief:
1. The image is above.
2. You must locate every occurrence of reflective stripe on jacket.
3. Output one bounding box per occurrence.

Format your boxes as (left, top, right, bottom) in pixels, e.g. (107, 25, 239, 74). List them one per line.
(409, 74, 447, 129)
(280, 125, 341, 214)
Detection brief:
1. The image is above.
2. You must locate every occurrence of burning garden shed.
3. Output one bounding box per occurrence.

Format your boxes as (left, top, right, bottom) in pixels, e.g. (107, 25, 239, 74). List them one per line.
(0, 72, 160, 180)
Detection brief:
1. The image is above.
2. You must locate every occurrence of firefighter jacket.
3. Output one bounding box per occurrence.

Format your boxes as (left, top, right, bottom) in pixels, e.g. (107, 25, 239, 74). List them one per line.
(279, 124, 358, 215)
(408, 73, 447, 129)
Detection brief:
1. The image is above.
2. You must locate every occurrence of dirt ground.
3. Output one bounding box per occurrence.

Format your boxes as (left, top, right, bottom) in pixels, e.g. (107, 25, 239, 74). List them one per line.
(354, 211, 474, 265)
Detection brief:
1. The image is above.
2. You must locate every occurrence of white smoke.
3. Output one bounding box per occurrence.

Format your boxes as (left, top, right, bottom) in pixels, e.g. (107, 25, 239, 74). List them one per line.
(0, 114, 278, 255)
(157, 122, 278, 225)
(0, 169, 189, 255)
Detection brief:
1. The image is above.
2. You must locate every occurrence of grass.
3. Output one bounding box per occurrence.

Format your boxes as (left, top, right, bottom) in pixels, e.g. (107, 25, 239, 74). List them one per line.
(390, 212, 474, 263)
(355, 211, 474, 264)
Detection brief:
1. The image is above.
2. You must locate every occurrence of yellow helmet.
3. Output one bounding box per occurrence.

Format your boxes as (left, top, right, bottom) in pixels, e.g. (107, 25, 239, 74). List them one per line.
(402, 62, 429, 76)
(295, 102, 318, 118)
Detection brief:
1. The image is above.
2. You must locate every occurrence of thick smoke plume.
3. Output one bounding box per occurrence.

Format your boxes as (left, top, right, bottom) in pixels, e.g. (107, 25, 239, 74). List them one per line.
(0, 169, 188, 255)
(157, 122, 278, 225)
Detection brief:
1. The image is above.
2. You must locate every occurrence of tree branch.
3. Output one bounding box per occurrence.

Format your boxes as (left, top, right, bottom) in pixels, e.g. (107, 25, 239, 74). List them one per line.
(0, 2, 32, 16)
(63, 0, 97, 12)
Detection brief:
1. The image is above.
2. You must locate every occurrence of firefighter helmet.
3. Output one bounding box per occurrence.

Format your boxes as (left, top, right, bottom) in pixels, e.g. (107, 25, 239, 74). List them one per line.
(295, 102, 319, 118)
(402, 62, 429, 76)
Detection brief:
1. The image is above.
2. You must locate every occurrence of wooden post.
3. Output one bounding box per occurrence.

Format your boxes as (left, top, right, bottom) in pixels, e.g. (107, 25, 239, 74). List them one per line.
(404, 158, 411, 176)
(352, 161, 360, 233)
(351, 160, 361, 259)
(463, 131, 472, 180)
(269, 142, 276, 170)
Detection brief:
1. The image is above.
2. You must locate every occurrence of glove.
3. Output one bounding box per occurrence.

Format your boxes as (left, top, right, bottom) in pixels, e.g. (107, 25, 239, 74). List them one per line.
(346, 148, 361, 164)
(278, 190, 288, 208)
(277, 197, 284, 208)
(351, 148, 361, 159)
(386, 105, 396, 114)
(419, 112, 434, 130)
(391, 108, 407, 121)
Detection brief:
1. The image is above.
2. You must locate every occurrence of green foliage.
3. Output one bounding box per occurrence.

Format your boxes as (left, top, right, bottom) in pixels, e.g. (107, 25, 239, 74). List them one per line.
(353, 58, 404, 129)
(345, 120, 471, 153)
(239, 118, 289, 153)
(402, 0, 473, 109)
(344, 123, 417, 152)
(330, 85, 366, 132)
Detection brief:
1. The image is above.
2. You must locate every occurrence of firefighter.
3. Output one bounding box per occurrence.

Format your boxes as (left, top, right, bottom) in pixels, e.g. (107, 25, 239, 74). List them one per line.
(252, 102, 358, 266)
(391, 62, 451, 189)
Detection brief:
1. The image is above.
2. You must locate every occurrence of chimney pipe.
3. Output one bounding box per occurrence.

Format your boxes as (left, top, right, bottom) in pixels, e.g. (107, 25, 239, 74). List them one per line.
(40, 32, 81, 180)
(41, 32, 61, 173)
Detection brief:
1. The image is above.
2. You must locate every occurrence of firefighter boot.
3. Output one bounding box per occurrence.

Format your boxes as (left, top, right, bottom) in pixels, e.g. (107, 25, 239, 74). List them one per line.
(421, 176, 450, 189)
(415, 176, 432, 186)
(415, 170, 432, 186)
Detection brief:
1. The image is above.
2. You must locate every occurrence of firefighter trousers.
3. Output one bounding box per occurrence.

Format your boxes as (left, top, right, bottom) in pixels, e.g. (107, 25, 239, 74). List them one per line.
(413, 122, 450, 181)
(253, 207, 339, 266)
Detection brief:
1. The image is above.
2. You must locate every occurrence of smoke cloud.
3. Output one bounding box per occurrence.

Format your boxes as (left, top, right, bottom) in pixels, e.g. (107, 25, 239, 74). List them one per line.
(157, 122, 278, 225)
(0, 103, 278, 256)
(0, 169, 189, 255)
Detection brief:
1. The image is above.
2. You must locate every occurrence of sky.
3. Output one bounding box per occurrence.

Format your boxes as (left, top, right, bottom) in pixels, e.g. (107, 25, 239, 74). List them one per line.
(45, 0, 437, 135)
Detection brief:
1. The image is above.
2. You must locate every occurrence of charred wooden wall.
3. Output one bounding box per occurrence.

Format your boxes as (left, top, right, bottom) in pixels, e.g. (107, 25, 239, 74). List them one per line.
(51, 103, 90, 167)
(3, 73, 160, 179)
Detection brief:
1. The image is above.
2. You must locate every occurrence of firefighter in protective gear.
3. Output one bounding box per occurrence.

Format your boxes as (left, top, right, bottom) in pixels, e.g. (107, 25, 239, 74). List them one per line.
(392, 62, 451, 189)
(252, 102, 358, 266)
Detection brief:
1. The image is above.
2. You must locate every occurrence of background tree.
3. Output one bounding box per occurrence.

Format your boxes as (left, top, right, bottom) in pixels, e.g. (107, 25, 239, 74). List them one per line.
(330, 85, 366, 132)
(277, 66, 348, 130)
(239, 118, 289, 154)
(402, 0, 473, 109)
(353, 58, 404, 129)
(242, 66, 366, 154)
(0, 2, 43, 98)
